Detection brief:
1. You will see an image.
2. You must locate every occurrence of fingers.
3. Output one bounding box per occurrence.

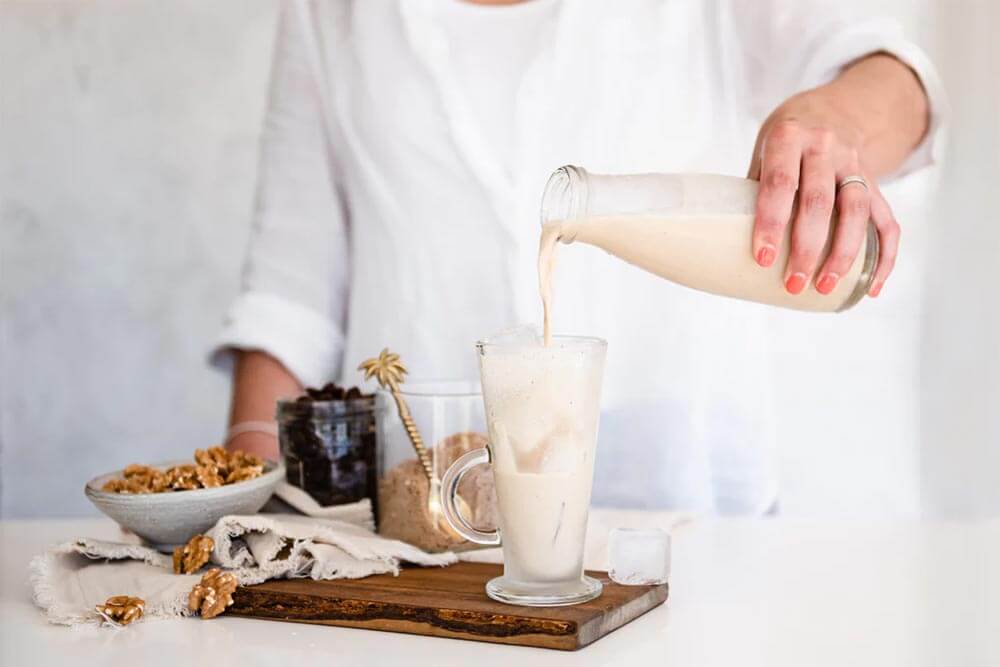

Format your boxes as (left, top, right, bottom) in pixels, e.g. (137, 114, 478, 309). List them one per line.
(750, 117, 899, 301)
(752, 120, 801, 268)
(867, 187, 901, 297)
(815, 176, 870, 295)
(784, 130, 836, 294)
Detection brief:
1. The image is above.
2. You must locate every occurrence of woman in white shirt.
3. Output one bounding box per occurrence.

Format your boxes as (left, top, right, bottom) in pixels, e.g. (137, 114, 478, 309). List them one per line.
(214, 0, 943, 515)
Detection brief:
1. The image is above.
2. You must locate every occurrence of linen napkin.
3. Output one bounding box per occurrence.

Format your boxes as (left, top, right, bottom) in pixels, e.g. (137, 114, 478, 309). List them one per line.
(272, 481, 375, 528)
(31, 510, 455, 627)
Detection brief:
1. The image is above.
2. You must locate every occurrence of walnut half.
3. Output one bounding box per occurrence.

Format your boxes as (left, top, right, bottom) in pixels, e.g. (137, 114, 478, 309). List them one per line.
(195, 446, 231, 474)
(195, 463, 224, 488)
(226, 465, 263, 484)
(173, 534, 214, 574)
(95, 595, 145, 626)
(189, 568, 238, 619)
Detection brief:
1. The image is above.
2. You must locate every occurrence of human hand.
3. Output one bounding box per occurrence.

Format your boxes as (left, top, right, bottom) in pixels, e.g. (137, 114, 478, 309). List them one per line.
(747, 89, 900, 298)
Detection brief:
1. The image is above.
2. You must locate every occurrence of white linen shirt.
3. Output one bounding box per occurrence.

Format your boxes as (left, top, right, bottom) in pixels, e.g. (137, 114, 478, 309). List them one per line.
(214, 0, 945, 514)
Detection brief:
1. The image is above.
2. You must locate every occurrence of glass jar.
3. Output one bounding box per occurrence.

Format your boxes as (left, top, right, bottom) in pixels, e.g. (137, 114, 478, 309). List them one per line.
(375, 380, 497, 553)
(277, 396, 378, 512)
(540, 166, 878, 312)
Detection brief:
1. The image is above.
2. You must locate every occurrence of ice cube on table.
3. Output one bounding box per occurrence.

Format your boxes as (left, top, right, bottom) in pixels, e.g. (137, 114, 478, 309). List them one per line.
(608, 527, 671, 585)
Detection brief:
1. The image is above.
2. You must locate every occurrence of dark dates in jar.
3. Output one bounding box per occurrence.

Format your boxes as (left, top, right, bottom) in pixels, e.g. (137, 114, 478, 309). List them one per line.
(277, 384, 378, 511)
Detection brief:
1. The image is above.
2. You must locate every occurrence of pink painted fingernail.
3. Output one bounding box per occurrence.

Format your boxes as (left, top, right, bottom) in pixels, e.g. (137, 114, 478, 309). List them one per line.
(816, 273, 839, 295)
(869, 281, 883, 297)
(785, 272, 807, 295)
(756, 245, 776, 268)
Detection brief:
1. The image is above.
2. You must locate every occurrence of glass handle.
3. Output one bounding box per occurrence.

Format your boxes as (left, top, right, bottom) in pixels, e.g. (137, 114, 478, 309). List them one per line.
(440, 447, 500, 546)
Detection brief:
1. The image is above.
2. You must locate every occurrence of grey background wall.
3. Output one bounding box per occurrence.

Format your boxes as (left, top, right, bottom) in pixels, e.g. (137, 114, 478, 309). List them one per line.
(1, 0, 276, 516)
(1, 0, 996, 519)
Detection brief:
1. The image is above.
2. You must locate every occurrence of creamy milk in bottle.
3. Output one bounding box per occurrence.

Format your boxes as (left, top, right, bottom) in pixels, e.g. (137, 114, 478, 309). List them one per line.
(538, 167, 879, 343)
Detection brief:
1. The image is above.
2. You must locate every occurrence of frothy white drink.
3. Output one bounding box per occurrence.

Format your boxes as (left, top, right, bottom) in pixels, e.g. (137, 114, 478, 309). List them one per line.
(479, 336, 604, 587)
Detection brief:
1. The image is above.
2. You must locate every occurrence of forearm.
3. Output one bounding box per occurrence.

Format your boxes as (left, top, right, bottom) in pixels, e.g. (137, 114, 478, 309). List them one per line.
(814, 53, 930, 177)
(227, 349, 302, 458)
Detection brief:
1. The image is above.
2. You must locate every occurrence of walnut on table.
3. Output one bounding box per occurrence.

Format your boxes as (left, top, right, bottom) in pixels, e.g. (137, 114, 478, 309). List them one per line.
(189, 568, 238, 620)
(95, 595, 145, 626)
(173, 534, 215, 574)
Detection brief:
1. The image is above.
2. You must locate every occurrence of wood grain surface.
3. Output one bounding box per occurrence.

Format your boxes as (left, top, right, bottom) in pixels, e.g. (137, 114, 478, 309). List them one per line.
(229, 561, 668, 651)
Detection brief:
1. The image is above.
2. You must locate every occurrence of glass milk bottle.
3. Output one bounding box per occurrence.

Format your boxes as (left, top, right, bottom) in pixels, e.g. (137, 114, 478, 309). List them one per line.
(540, 166, 878, 312)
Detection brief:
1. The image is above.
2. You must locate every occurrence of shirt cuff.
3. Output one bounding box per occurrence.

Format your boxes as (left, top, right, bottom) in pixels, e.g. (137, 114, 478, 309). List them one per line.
(802, 19, 949, 181)
(209, 291, 344, 389)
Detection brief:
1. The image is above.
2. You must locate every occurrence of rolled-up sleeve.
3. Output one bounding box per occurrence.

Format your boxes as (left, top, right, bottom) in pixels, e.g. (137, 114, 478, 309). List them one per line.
(734, 0, 947, 179)
(211, 0, 348, 388)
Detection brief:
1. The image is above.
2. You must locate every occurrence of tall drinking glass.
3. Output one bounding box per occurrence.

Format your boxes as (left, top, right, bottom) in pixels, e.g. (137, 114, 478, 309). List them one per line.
(441, 334, 607, 606)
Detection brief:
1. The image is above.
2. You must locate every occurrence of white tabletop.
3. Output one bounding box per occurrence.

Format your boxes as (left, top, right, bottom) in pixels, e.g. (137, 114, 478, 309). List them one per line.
(2, 513, 997, 666)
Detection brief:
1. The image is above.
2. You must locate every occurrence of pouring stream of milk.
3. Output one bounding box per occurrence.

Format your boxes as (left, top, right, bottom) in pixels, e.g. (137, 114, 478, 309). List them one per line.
(538, 222, 563, 346)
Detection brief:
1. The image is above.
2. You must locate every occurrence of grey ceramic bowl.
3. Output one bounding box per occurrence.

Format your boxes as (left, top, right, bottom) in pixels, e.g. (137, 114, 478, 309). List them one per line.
(85, 459, 284, 551)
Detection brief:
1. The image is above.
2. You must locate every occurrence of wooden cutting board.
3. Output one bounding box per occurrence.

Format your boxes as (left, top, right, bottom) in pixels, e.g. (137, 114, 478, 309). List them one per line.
(229, 561, 668, 651)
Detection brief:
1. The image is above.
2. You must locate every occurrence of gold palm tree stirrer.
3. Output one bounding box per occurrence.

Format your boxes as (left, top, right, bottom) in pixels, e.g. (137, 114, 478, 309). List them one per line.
(358, 349, 434, 481)
(358, 348, 468, 538)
